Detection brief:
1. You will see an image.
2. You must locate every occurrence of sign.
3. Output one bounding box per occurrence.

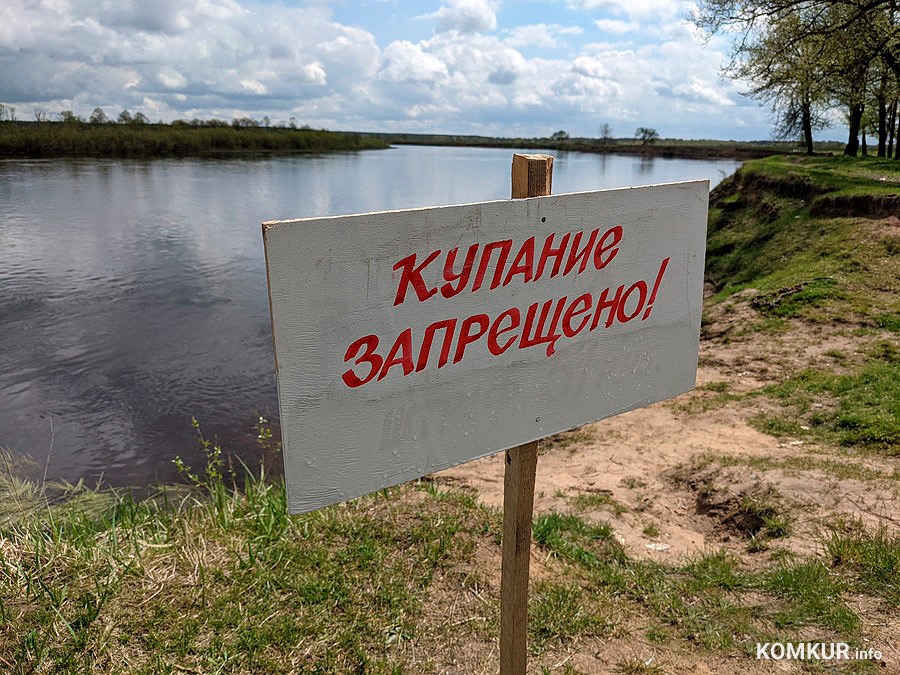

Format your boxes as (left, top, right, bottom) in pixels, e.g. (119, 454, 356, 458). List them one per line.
(263, 180, 709, 514)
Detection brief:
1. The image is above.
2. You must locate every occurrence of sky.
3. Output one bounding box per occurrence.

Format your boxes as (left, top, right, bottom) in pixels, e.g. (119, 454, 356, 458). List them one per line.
(0, 0, 847, 140)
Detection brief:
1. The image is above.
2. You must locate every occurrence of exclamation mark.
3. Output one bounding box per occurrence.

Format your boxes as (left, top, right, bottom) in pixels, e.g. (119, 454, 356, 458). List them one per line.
(642, 257, 670, 320)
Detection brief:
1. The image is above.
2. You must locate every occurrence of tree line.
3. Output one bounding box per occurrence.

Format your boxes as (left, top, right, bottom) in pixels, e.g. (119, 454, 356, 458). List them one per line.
(694, 0, 900, 157)
(0, 104, 318, 131)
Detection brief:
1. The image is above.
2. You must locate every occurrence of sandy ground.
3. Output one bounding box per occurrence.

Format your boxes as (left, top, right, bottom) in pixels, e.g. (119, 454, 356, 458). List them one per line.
(437, 355, 898, 565)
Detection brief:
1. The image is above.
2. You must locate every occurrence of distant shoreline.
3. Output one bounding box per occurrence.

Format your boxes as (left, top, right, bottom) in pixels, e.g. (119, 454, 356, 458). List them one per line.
(0, 121, 838, 161)
(0, 121, 389, 159)
(369, 132, 843, 161)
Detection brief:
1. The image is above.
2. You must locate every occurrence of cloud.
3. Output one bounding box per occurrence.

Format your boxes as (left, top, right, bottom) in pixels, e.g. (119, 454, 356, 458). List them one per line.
(430, 0, 498, 34)
(504, 23, 583, 49)
(658, 76, 734, 106)
(381, 41, 448, 82)
(569, 0, 689, 22)
(594, 19, 638, 34)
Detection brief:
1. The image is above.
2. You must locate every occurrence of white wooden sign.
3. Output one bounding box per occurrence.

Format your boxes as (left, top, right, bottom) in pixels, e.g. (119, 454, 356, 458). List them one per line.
(263, 180, 709, 514)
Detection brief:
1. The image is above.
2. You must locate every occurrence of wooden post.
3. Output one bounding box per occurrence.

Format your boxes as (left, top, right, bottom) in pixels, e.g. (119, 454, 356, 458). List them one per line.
(500, 153, 553, 674)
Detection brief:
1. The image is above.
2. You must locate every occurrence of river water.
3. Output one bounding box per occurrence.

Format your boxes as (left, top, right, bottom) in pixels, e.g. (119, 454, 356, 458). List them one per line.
(0, 145, 741, 486)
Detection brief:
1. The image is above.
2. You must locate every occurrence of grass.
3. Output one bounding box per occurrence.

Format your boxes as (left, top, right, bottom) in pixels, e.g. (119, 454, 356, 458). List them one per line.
(702, 159, 898, 455)
(528, 582, 613, 655)
(742, 154, 900, 198)
(0, 121, 388, 158)
(1, 440, 894, 672)
(750, 346, 900, 454)
(763, 561, 859, 632)
(708, 453, 897, 483)
(567, 491, 629, 516)
(826, 526, 900, 605)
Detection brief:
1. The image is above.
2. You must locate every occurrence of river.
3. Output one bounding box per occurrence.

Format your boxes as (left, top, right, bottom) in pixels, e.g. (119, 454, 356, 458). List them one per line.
(0, 145, 741, 486)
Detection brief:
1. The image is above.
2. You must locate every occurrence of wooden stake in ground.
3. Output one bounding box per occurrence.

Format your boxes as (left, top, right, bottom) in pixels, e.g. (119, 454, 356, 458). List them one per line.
(500, 153, 553, 675)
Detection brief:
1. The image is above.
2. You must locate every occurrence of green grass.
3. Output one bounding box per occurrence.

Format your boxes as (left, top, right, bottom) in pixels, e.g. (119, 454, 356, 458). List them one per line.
(528, 582, 613, 655)
(764, 561, 859, 632)
(673, 381, 744, 414)
(708, 453, 897, 483)
(826, 526, 900, 606)
(567, 491, 629, 516)
(0, 120, 387, 158)
(876, 312, 900, 332)
(742, 154, 900, 198)
(751, 348, 900, 454)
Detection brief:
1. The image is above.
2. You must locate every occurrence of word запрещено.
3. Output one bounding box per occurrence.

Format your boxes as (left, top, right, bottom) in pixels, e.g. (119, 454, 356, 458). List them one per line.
(341, 225, 672, 388)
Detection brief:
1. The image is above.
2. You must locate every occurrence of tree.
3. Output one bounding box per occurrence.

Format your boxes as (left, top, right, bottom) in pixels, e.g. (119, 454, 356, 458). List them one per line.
(550, 130, 570, 141)
(635, 127, 660, 144)
(0, 103, 17, 121)
(33, 108, 49, 122)
(727, 13, 830, 154)
(59, 110, 82, 123)
(132, 112, 149, 124)
(289, 116, 297, 129)
(598, 123, 613, 144)
(693, 0, 900, 82)
(262, 115, 270, 127)
(693, 0, 900, 156)
(118, 110, 133, 124)
(818, 4, 875, 156)
(90, 107, 108, 124)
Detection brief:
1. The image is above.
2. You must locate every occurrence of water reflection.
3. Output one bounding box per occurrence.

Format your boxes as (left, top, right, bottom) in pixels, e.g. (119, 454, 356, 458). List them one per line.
(636, 156, 655, 175)
(0, 146, 741, 486)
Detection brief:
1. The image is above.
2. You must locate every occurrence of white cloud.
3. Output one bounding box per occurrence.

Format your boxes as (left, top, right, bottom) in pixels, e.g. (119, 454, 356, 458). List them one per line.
(239, 79, 268, 95)
(569, 0, 689, 22)
(158, 69, 187, 89)
(594, 19, 638, 34)
(429, 0, 498, 34)
(381, 41, 448, 82)
(504, 23, 583, 49)
(671, 77, 734, 106)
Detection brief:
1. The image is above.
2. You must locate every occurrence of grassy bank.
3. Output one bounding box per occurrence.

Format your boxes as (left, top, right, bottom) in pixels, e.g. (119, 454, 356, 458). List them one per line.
(0, 122, 388, 158)
(704, 155, 899, 456)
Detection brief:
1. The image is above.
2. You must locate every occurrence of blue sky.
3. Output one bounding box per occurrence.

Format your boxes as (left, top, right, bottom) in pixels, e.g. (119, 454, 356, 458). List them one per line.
(0, 0, 847, 140)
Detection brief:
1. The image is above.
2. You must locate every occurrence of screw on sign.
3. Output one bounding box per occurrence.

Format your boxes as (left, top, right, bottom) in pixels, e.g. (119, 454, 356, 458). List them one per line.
(262, 153, 709, 673)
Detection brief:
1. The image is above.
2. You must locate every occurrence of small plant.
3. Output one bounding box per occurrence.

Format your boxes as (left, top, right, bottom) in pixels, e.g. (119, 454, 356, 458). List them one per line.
(173, 418, 233, 527)
(642, 523, 661, 538)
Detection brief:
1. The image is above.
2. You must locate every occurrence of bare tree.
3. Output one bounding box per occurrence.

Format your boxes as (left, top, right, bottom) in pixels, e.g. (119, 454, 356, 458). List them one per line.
(598, 123, 613, 144)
